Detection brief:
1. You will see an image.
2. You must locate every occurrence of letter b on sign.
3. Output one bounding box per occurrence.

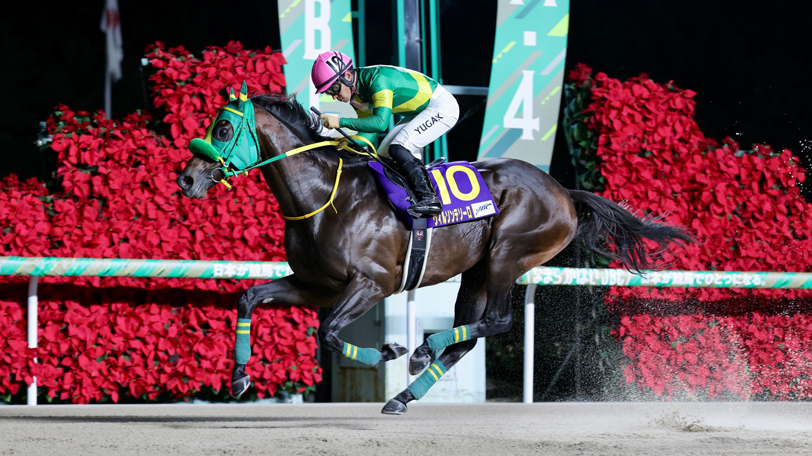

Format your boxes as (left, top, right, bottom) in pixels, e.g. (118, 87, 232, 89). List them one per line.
(304, 0, 331, 59)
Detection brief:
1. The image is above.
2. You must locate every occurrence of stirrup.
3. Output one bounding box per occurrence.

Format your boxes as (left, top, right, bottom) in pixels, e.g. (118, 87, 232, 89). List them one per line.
(427, 157, 446, 168)
(410, 198, 442, 216)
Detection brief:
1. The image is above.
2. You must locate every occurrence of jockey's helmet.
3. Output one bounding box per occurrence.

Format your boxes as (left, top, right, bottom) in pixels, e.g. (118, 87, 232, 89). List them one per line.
(312, 51, 354, 95)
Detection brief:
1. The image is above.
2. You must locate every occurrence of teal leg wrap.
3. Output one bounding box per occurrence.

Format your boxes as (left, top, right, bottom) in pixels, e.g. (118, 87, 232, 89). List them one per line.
(426, 325, 472, 352)
(342, 343, 382, 366)
(235, 318, 252, 365)
(408, 361, 447, 400)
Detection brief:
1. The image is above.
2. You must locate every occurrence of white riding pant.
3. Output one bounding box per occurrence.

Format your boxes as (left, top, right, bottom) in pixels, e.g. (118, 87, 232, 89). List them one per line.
(377, 84, 459, 159)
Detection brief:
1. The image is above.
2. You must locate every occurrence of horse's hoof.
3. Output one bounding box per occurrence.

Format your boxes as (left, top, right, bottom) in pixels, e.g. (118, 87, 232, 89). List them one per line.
(231, 373, 251, 398)
(409, 353, 431, 375)
(381, 342, 408, 362)
(381, 399, 408, 415)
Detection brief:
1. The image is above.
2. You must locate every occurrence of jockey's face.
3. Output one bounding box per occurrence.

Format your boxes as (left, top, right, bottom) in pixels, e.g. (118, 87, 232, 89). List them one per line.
(331, 71, 354, 103)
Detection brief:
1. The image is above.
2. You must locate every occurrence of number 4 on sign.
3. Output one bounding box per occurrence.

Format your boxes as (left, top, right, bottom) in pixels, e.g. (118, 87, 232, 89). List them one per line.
(503, 70, 539, 140)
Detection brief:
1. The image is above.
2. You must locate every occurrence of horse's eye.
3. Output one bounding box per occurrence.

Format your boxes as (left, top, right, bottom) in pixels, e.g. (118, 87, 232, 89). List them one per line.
(213, 121, 233, 141)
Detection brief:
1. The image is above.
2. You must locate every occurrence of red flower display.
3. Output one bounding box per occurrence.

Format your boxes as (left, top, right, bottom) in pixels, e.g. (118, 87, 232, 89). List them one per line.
(568, 64, 812, 400)
(0, 42, 321, 403)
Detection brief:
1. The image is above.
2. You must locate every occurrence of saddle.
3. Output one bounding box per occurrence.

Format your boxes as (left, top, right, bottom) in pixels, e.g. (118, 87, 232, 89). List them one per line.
(368, 158, 500, 293)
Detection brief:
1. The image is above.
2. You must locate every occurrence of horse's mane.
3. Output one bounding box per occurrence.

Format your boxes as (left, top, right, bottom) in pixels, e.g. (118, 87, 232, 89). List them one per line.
(252, 92, 332, 144)
(251, 92, 373, 165)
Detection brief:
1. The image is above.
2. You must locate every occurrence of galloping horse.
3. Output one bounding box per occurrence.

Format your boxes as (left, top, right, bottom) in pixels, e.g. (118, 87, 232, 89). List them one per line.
(176, 85, 693, 414)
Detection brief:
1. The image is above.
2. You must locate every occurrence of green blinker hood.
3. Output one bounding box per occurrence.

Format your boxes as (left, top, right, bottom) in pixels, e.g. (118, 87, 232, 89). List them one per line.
(189, 81, 260, 177)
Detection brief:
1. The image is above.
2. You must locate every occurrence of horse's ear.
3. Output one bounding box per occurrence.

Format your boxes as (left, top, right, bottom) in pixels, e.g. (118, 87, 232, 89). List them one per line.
(238, 81, 249, 109)
(229, 88, 237, 101)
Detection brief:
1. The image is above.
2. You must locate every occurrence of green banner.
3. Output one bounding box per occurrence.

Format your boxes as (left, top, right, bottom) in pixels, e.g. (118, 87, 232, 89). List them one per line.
(277, 0, 358, 124)
(3, 257, 812, 289)
(477, 0, 570, 172)
(0, 257, 291, 280)
(517, 268, 812, 289)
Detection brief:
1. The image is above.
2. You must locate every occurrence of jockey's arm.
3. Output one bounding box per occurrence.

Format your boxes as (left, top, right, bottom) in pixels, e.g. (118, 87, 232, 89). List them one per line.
(338, 83, 394, 134)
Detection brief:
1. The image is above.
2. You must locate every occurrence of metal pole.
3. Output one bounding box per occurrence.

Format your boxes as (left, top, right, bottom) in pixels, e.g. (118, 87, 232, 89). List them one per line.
(27, 276, 38, 406)
(406, 289, 417, 385)
(403, 0, 422, 387)
(523, 284, 536, 403)
(355, 0, 366, 67)
(428, 0, 448, 162)
(396, 0, 406, 68)
(104, 69, 112, 119)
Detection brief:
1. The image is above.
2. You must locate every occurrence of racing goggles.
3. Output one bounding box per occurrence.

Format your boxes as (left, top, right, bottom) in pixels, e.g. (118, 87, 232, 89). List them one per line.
(324, 80, 343, 96)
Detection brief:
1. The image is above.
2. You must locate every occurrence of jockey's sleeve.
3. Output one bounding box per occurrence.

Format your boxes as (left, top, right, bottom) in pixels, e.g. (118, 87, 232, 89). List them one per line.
(339, 79, 394, 134)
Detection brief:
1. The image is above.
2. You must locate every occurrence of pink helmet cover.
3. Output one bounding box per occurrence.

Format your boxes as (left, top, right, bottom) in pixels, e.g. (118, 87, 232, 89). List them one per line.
(312, 51, 354, 93)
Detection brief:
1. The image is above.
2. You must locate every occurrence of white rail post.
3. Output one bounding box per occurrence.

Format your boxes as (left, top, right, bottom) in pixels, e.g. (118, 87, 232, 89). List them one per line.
(523, 284, 536, 404)
(406, 289, 417, 385)
(27, 276, 39, 406)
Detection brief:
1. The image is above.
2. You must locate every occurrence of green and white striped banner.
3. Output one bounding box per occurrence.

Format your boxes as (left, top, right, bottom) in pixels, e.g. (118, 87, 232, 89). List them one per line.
(478, 0, 570, 172)
(517, 267, 812, 289)
(2, 257, 812, 289)
(0, 257, 291, 280)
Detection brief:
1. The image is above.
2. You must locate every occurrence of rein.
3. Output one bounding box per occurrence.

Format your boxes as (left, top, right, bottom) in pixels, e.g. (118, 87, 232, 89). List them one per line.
(239, 136, 377, 221)
(189, 84, 381, 221)
(280, 138, 373, 220)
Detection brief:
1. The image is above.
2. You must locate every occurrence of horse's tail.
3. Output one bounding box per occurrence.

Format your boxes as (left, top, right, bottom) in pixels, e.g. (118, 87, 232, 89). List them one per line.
(567, 189, 696, 274)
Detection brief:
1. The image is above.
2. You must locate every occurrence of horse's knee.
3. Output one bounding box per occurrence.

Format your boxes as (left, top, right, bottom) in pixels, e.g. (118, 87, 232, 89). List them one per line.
(237, 288, 258, 316)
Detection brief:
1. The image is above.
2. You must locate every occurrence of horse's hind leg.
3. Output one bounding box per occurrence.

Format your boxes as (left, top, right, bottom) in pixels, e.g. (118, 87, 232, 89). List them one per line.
(231, 274, 340, 397)
(382, 266, 489, 414)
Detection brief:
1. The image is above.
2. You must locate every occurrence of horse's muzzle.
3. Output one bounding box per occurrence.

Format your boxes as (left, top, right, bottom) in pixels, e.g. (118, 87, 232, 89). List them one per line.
(177, 174, 205, 198)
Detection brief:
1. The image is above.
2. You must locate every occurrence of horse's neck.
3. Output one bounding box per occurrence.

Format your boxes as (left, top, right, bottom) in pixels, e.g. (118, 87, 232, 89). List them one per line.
(259, 136, 341, 219)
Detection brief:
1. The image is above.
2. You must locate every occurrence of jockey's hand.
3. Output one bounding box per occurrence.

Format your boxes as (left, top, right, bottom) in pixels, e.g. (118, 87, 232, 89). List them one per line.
(336, 137, 349, 150)
(319, 114, 341, 130)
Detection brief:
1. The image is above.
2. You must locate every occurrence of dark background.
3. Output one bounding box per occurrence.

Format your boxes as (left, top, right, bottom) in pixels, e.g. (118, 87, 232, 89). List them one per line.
(2, 1, 810, 199)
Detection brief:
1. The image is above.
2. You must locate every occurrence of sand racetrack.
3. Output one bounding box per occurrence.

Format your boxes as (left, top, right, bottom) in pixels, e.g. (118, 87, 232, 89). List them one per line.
(2, 402, 812, 455)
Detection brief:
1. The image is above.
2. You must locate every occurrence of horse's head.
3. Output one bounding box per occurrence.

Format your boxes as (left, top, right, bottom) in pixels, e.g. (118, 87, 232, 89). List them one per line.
(177, 81, 261, 198)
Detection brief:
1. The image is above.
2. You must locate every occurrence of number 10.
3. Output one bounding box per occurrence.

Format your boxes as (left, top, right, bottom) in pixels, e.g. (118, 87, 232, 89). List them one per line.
(431, 165, 481, 205)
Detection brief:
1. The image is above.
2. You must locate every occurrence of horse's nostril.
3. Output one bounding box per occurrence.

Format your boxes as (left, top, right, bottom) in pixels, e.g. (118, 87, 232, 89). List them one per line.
(180, 175, 194, 189)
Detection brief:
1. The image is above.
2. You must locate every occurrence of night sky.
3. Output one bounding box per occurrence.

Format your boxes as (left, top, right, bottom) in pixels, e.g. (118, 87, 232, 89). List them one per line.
(2, 1, 810, 199)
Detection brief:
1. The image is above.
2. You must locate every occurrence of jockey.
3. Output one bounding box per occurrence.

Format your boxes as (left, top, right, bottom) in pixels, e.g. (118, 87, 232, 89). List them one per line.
(311, 51, 459, 217)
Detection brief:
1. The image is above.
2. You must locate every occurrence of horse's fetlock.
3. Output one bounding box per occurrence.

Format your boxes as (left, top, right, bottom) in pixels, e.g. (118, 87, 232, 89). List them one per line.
(318, 327, 340, 351)
(485, 313, 513, 334)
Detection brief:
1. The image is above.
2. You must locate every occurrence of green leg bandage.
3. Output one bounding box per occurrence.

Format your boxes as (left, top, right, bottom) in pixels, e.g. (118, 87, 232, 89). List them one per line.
(408, 361, 447, 400)
(342, 343, 382, 366)
(235, 318, 252, 365)
(426, 325, 472, 352)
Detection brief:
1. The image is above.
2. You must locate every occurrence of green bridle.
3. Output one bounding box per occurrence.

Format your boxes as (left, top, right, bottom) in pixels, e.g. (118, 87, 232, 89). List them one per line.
(188, 81, 262, 188)
(187, 81, 377, 219)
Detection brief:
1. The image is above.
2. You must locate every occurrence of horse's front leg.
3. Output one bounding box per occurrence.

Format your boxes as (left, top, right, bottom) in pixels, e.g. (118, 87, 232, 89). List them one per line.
(318, 275, 408, 368)
(231, 274, 340, 398)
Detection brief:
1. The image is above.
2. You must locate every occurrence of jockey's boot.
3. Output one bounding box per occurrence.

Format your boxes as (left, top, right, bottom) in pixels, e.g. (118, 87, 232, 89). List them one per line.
(389, 144, 442, 216)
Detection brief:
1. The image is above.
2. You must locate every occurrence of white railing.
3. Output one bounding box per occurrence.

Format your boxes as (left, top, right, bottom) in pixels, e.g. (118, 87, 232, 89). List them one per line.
(3, 256, 811, 405)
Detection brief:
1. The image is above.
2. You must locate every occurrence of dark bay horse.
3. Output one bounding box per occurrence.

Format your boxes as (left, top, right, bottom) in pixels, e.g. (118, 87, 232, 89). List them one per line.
(176, 91, 693, 414)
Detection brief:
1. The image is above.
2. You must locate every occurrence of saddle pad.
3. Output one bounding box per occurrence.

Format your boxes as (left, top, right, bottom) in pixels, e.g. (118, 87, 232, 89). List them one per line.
(369, 161, 499, 229)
